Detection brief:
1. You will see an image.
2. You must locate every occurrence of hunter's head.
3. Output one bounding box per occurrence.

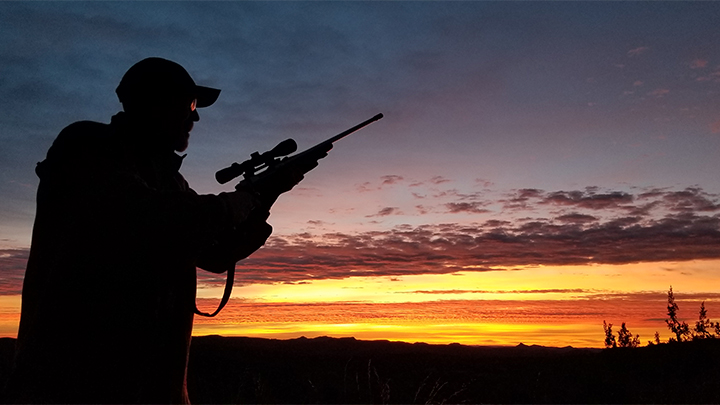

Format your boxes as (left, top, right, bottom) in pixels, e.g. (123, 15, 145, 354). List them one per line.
(116, 57, 220, 152)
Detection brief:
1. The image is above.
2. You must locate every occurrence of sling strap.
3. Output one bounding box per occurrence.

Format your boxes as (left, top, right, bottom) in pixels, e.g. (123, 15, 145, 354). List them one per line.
(193, 207, 272, 318)
(194, 265, 234, 317)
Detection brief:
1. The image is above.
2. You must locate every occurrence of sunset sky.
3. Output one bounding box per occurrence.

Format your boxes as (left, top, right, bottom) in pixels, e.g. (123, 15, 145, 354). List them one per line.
(1, 2, 720, 347)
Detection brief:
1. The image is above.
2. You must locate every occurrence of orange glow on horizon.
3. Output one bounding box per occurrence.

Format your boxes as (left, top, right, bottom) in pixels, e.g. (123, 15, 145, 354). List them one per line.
(1, 260, 719, 348)
(199, 259, 720, 304)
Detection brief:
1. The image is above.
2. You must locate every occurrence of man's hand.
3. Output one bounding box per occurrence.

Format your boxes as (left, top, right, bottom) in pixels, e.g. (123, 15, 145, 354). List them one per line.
(252, 157, 323, 203)
(218, 190, 262, 227)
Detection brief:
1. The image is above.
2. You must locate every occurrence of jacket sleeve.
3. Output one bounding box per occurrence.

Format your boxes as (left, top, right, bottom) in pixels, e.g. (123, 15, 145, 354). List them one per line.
(195, 214, 273, 274)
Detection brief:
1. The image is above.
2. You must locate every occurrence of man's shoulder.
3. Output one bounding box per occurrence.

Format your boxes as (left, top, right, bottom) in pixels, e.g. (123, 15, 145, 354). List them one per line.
(54, 120, 112, 146)
(38, 120, 115, 177)
(48, 120, 113, 157)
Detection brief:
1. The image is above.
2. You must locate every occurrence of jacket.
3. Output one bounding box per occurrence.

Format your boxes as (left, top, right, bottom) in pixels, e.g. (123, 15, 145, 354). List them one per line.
(8, 112, 259, 404)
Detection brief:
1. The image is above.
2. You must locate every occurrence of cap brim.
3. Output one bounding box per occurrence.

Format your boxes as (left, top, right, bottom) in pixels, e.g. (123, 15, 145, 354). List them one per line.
(195, 86, 221, 108)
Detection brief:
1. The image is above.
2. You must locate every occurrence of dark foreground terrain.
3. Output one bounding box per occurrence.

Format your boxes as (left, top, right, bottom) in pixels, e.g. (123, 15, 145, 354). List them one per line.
(1, 336, 719, 404)
(189, 336, 720, 404)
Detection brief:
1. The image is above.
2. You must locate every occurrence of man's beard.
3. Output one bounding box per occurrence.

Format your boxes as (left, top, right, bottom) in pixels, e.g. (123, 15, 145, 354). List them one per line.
(173, 132, 190, 152)
(172, 120, 193, 152)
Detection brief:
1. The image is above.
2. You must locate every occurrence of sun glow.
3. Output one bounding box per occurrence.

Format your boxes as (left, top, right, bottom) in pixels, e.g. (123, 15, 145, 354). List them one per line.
(2, 261, 718, 348)
(190, 259, 720, 348)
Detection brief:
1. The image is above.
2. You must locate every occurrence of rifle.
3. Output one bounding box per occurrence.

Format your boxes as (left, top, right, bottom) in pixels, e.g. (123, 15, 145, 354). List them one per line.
(215, 113, 383, 192)
(195, 113, 383, 318)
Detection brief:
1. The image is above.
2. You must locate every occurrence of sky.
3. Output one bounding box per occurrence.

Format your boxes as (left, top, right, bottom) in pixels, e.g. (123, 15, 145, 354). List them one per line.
(1, 1, 720, 347)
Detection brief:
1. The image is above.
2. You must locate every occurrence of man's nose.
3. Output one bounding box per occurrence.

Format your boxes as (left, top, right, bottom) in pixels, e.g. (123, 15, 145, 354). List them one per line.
(190, 109, 199, 122)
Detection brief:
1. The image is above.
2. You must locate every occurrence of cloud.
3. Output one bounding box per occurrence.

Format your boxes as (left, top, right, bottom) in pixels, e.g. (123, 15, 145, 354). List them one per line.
(555, 213, 598, 224)
(307, 220, 331, 226)
(540, 190, 634, 210)
(582, 290, 720, 301)
(690, 59, 708, 69)
(660, 188, 720, 212)
(484, 220, 512, 228)
(6, 187, 720, 292)
(501, 187, 718, 218)
(647, 88, 670, 98)
(475, 178, 494, 188)
(407, 176, 452, 188)
(0, 249, 29, 295)
(366, 207, 402, 217)
(711, 120, 720, 134)
(212, 206, 720, 286)
(380, 175, 404, 186)
(200, 187, 720, 287)
(696, 70, 720, 83)
(445, 202, 491, 214)
(501, 188, 543, 210)
(356, 175, 407, 192)
(403, 288, 590, 295)
(356, 182, 375, 193)
(430, 176, 451, 185)
(627, 46, 649, 57)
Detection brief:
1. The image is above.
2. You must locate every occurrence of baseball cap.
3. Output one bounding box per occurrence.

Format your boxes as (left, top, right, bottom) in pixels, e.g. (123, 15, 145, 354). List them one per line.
(116, 57, 221, 108)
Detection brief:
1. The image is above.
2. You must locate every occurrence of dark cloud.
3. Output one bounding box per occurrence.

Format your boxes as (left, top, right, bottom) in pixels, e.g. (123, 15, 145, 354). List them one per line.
(406, 176, 452, 188)
(6, 186, 720, 294)
(582, 290, 720, 301)
(366, 207, 402, 218)
(403, 288, 590, 295)
(541, 190, 634, 210)
(356, 175, 407, 192)
(194, 206, 720, 286)
(501, 187, 720, 217)
(445, 202, 491, 214)
(502, 188, 543, 210)
(517, 188, 544, 200)
(380, 175, 404, 186)
(430, 176, 451, 185)
(484, 220, 512, 228)
(661, 188, 720, 212)
(5, 204, 720, 293)
(555, 213, 598, 224)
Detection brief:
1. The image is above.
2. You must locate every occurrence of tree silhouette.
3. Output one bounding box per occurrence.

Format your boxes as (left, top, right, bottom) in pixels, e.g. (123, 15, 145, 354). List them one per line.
(692, 301, 714, 340)
(665, 286, 690, 342)
(602, 287, 720, 346)
(617, 323, 640, 348)
(603, 320, 617, 348)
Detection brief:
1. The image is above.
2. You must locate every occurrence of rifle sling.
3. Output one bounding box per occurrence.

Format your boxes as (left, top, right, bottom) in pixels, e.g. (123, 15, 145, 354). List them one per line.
(194, 265, 234, 317)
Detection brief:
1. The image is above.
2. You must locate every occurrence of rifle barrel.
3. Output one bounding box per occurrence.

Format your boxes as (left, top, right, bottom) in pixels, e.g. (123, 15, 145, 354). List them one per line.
(325, 113, 383, 144)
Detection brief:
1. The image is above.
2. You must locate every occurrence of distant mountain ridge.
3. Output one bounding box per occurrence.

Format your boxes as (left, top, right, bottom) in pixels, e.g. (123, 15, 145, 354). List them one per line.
(1, 336, 718, 403)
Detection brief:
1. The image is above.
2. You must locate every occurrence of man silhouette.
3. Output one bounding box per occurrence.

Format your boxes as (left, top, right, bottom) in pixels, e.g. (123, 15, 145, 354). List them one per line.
(7, 58, 298, 404)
